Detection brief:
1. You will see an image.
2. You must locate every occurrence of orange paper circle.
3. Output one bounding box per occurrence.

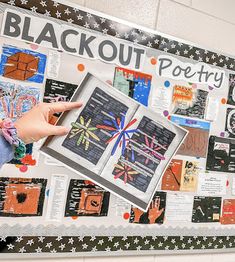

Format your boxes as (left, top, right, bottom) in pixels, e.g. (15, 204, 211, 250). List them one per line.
(77, 64, 85, 72)
(221, 98, 227, 104)
(150, 57, 157, 65)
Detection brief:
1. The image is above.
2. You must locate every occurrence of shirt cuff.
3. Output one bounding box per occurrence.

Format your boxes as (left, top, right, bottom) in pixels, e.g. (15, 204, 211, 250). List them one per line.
(0, 134, 14, 168)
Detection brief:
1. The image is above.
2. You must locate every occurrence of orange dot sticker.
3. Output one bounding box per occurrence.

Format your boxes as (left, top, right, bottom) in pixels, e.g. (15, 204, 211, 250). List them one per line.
(77, 64, 85, 72)
(123, 212, 130, 220)
(221, 98, 227, 104)
(150, 57, 157, 65)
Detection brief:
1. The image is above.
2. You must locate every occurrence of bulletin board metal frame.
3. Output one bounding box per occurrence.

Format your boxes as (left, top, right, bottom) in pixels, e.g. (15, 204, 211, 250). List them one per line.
(1, 0, 235, 257)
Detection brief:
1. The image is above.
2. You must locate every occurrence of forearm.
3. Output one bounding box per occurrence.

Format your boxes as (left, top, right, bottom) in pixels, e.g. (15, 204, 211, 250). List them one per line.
(0, 134, 14, 168)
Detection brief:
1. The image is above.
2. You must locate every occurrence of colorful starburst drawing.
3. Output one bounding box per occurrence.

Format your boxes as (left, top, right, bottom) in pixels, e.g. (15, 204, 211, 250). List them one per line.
(113, 161, 139, 184)
(141, 135, 166, 165)
(69, 116, 100, 150)
(96, 112, 138, 156)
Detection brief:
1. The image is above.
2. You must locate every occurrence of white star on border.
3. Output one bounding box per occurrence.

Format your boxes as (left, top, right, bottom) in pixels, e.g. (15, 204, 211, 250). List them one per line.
(93, 22, 99, 28)
(7, 244, 14, 250)
(30, 6, 38, 12)
(100, 18, 106, 24)
(35, 247, 42, 253)
(67, 18, 74, 23)
(87, 13, 93, 19)
(38, 236, 45, 243)
(19, 247, 26, 253)
(45, 10, 51, 17)
(40, 0, 47, 7)
(64, 8, 71, 15)
(102, 28, 109, 34)
(82, 243, 88, 249)
(16, 237, 23, 243)
(84, 22, 90, 28)
(55, 11, 61, 18)
(27, 239, 34, 246)
(53, 1, 59, 7)
(8, 0, 15, 5)
(77, 14, 83, 20)
(59, 243, 65, 250)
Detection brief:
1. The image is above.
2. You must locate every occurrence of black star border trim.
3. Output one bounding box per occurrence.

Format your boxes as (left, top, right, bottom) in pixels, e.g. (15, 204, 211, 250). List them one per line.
(2, 0, 235, 71)
(1, 236, 235, 254)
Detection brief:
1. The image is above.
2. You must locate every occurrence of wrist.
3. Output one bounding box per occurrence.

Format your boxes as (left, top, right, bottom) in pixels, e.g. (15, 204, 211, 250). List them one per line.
(14, 121, 26, 143)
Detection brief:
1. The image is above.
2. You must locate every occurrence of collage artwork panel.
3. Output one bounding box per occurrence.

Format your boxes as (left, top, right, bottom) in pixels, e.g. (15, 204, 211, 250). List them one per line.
(0, 178, 47, 217)
(65, 180, 110, 217)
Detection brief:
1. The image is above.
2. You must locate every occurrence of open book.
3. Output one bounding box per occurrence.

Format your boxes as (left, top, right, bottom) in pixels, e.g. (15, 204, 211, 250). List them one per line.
(41, 73, 187, 210)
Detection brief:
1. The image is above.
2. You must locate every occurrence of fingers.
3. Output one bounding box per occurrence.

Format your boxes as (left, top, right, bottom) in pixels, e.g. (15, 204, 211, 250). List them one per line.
(45, 102, 83, 115)
(46, 124, 70, 137)
(156, 198, 160, 209)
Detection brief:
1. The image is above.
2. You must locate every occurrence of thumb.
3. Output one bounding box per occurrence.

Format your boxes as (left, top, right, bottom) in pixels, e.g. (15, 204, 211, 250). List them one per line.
(46, 124, 69, 137)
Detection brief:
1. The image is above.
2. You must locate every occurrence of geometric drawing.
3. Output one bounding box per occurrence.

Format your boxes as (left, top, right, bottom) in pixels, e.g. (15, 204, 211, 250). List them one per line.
(0, 178, 47, 216)
(173, 86, 208, 119)
(129, 191, 166, 224)
(112, 116, 176, 192)
(113, 67, 152, 106)
(225, 108, 235, 138)
(227, 74, 235, 106)
(192, 196, 222, 223)
(43, 79, 77, 121)
(62, 87, 129, 165)
(206, 136, 235, 173)
(0, 45, 47, 83)
(171, 116, 210, 158)
(0, 81, 40, 120)
(65, 180, 110, 217)
(161, 159, 183, 191)
(220, 199, 235, 224)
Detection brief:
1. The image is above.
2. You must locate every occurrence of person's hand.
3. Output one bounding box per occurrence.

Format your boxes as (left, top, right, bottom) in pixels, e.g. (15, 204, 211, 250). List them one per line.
(148, 198, 164, 224)
(132, 207, 144, 223)
(15, 102, 82, 144)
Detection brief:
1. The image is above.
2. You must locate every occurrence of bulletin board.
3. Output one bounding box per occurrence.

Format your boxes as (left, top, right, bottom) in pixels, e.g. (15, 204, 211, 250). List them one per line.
(1, 0, 235, 258)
